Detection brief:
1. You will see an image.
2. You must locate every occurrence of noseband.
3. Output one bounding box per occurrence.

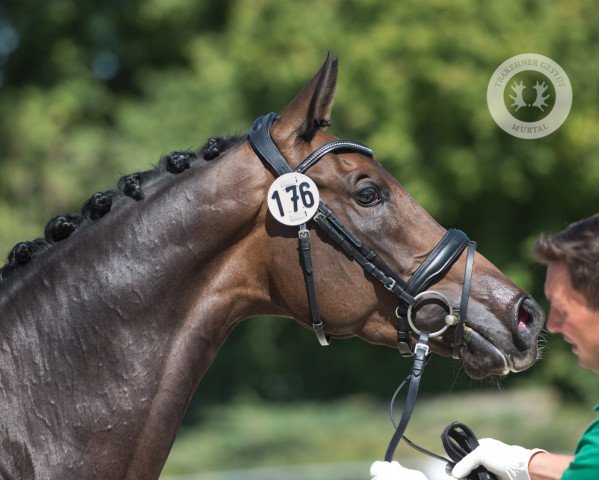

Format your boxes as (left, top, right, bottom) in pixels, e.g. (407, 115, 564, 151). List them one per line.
(248, 112, 476, 358)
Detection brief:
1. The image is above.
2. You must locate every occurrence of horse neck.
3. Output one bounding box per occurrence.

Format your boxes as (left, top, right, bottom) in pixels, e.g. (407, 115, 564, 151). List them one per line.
(0, 143, 276, 479)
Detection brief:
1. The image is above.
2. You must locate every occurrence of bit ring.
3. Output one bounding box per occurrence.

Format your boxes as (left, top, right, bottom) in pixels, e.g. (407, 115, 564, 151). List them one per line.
(405, 290, 455, 338)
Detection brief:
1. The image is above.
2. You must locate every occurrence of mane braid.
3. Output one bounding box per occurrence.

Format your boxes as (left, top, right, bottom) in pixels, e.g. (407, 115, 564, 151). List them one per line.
(0, 238, 51, 280)
(165, 152, 194, 174)
(0, 133, 245, 282)
(45, 213, 84, 242)
(200, 136, 245, 160)
(119, 173, 144, 200)
(82, 190, 118, 220)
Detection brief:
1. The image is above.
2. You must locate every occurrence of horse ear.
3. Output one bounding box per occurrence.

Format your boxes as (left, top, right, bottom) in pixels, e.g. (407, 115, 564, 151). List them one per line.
(272, 51, 338, 145)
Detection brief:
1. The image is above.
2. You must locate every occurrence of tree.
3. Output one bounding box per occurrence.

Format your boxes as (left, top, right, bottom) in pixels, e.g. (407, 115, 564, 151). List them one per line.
(2, 0, 598, 409)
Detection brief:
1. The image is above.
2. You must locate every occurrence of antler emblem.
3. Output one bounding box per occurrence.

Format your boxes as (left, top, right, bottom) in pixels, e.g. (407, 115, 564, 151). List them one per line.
(532, 81, 550, 111)
(509, 80, 551, 113)
(509, 81, 527, 111)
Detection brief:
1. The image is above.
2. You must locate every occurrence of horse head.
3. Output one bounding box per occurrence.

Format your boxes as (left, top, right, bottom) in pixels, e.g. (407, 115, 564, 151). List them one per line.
(259, 53, 544, 379)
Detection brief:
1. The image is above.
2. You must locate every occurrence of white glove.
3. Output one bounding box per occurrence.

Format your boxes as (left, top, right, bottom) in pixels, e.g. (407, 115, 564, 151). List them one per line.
(370, 460, 429, 480)
(451, 438, 545, 480)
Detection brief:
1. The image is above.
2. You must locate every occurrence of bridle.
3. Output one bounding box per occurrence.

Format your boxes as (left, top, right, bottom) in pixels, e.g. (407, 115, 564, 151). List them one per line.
(248, 112, 476, 355)
(248, 113, 488, 476)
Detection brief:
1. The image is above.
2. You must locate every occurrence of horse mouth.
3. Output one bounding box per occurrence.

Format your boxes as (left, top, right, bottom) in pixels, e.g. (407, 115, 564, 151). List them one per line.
(459, 326, 510, 379)
(458, 296, 543, 380)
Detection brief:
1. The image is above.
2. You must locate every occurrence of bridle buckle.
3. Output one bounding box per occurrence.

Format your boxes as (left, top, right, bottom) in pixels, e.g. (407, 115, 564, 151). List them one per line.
(413, 341, 429, 358)
(384, 277, 397, 291)
(298, 226, 309, 239)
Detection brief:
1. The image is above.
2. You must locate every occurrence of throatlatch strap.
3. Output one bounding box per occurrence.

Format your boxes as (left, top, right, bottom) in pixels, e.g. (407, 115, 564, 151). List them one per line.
(298, 224, 330, 346)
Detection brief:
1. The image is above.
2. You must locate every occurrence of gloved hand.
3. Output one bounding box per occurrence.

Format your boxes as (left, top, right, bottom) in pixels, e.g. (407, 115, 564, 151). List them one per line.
(370, 460, 429, 480)
(451, 438, 545, 480)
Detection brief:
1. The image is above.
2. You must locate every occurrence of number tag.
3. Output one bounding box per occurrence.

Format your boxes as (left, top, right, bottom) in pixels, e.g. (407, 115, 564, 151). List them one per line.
(267, 172, 320, 226)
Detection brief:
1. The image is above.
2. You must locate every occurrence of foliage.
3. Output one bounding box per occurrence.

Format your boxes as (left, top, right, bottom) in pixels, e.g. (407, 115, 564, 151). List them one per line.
(1, 0, 599, 410)
(161, 387, 593, 476)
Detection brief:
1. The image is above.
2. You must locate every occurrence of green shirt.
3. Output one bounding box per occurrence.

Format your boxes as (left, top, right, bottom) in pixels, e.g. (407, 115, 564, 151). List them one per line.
(561, 405, 599, 480)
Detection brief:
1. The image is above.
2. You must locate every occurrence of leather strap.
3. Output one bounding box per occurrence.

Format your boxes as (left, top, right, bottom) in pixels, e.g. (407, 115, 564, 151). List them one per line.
(247, 110, 418, 310)
(298, 224, 330, 346)
(247, 113, 292, 176)
(248, 113, 374, 177)
(441, 422, 496, 480)
(295, 140, 373, 173)
(312, 206, 414, 305)
(453, 240, 476, 359)
(384, 331, 429, 462)
(396, 315, 413, 357)
(396, 229, 472, 357)
(407, 229, 469, 295)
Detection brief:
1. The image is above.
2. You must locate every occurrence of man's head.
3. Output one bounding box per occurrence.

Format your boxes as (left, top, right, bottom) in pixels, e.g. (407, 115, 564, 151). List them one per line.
(533, 213, 599, 373)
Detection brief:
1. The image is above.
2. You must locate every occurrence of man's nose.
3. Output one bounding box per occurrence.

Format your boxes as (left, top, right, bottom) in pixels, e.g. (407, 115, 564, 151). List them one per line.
(546, 307, 561, 333)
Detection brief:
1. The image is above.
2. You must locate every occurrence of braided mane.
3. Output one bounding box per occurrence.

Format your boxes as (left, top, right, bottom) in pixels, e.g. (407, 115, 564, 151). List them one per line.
(0, 135, 245, 282)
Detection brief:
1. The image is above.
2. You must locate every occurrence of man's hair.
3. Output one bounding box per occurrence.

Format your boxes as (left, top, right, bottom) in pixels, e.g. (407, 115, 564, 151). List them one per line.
(533, 213, 599, 309)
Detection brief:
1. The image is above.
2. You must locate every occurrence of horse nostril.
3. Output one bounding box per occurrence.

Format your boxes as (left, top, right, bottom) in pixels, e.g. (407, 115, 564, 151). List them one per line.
(517, 306, 531, 332)
(514, 296, 545, 350)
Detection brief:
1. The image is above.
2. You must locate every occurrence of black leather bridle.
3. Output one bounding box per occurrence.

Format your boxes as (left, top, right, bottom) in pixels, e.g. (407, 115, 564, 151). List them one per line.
(248, 113, 494, 478)
(248, 112, 476, 356)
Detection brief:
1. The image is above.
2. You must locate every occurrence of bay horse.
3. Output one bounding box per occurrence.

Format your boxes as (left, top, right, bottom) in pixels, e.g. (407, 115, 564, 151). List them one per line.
(0, 53, 543, 479)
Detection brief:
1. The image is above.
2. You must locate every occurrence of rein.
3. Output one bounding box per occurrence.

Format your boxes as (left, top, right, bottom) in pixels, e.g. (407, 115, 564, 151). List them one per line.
(247, 113, 494, 479)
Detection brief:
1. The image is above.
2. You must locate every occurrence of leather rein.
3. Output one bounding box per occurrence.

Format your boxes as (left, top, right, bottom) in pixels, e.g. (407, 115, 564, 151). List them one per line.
(247, 113, 491, 478)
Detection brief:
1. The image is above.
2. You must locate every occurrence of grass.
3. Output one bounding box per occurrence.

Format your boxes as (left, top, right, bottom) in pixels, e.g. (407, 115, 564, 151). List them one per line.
(160, 386, 596, 478)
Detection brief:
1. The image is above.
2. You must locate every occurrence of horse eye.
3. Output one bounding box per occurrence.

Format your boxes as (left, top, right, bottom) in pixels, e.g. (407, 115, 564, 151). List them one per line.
(354, 186, 382, 206)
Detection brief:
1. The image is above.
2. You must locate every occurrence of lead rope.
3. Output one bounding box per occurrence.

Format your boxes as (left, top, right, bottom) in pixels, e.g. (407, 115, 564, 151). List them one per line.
(384, 331, 430, 462)
(383, 241, 497, 480)
(385, 356, 497, 479)
(384, 349, 497, 480)
(441, 423, 497, 480)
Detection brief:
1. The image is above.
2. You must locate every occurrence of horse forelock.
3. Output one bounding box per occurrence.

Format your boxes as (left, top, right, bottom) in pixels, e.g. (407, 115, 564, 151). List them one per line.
(0, 134, 246, 285)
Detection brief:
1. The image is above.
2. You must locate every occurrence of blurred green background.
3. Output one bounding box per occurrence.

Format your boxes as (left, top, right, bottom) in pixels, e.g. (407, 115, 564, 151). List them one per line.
(1, 0, 598, 477)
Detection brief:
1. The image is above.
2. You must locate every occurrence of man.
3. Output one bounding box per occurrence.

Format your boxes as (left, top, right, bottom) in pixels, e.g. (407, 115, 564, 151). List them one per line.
(371, 214, 599, 480)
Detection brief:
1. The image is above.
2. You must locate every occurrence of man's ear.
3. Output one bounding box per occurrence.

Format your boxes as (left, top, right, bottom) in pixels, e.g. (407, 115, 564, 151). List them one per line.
(271, 51, 338, 148)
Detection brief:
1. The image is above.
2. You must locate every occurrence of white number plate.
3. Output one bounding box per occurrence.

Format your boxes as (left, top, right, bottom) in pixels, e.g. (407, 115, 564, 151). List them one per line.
(267, 172, 320, 226)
